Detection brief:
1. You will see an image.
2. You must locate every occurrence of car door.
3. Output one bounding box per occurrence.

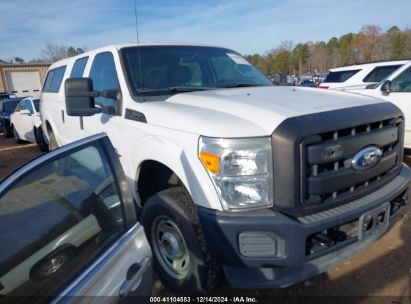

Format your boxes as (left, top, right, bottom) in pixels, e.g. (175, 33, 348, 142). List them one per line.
(11, 100, 25, 137)
(0, 133, 153, 304)
(20, 99, 36, 142)
(379, 66, 411, 147)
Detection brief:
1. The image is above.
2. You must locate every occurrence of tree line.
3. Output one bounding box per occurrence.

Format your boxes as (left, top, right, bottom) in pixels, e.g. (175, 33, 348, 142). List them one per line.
(0, 44, 86, 64)
(245, 25, 411, 76)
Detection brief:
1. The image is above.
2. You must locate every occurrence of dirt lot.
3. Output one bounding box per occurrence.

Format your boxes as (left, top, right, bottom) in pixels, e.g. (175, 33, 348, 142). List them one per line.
(0, 134, 410, 302)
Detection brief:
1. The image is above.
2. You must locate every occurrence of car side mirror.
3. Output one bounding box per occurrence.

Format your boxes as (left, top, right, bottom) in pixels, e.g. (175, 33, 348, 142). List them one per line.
(380, 80, 391, 94)
(65, 78, 101, 116)
(20, 109, 31, 115)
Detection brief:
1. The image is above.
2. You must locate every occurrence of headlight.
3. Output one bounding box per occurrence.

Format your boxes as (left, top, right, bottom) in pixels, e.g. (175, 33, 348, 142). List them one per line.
(199, 136, 273, 211)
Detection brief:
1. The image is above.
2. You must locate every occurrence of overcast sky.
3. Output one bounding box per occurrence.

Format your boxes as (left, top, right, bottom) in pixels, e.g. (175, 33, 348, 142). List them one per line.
(1, 0, 411, 60)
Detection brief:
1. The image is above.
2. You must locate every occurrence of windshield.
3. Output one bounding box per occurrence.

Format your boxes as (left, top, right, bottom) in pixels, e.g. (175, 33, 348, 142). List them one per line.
(33, 99, 40, 112)
(121, 46, 272, 97)
(4, 101, 19, 113)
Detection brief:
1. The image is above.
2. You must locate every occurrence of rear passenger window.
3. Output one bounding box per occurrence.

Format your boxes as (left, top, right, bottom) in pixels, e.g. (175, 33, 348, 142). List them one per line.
(43, 66, 67, 93)
(324, 70, 360, 83)
(42, 71, 54, 92)
(89, 52, 120, 107)
(70, 57, 89, 78)
(49, 66, 67, 93)
(363, 65, 401, 83)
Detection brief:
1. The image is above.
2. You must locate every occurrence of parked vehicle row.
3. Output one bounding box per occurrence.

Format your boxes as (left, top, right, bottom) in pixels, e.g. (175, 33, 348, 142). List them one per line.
(348, 61, 411, 148)
(319, 59, 410, 90)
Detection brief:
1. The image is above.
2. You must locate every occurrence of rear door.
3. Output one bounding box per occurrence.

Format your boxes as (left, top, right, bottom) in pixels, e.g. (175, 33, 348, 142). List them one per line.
(0, 133, 152, 303)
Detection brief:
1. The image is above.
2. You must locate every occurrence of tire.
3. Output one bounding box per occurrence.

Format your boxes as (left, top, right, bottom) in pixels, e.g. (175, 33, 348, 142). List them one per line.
(12, 125, 22, 144)
(3, 123, 12, 138)
(48, 129, 58, 150)
(141, 187, 220, 295)
(35, 127, 49, 152)
(31, 248, 73, 280)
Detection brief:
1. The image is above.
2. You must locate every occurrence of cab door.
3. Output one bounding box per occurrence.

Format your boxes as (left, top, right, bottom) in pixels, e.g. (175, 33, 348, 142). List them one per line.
(0, 133, 152, 303)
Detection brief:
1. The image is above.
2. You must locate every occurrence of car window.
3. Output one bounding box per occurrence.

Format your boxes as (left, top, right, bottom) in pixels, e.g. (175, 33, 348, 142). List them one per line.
(89, 52, 119, 107)
(33, 99, 40, 112)
(42, 70, 54, 92)
(70, 57, 89, 78)
(24, 100, 33, 113)
(324, 69, 360, 83)
(49, 66, 67, 93)
(391, 66, 411, 92)
(363, 65, 402, 83)
(0, 143, 125, 301)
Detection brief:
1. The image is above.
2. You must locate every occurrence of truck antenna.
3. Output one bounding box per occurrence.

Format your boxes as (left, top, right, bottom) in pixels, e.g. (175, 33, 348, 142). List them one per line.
(134, 0, 144, 99)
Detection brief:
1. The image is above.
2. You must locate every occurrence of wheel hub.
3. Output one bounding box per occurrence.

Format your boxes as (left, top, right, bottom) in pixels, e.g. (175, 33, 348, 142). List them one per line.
(152, 216, 190, 279)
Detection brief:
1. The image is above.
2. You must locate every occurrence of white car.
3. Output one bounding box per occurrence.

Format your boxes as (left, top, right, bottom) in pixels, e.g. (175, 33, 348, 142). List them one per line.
(348, 61, 411, 148)
(9, 97, 48, 151)
(319, 60, 410, 90)
(40, 43, 410, 294)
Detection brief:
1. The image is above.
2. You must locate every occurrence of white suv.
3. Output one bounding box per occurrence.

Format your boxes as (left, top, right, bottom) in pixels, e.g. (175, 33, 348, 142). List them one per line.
(319, 60, 410, 90)
(40, 43, 410, 294)
(349, 61, 411, 148)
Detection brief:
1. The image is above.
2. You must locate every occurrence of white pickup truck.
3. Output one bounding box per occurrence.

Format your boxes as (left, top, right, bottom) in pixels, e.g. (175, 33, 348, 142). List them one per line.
(41, 43, 410, 294)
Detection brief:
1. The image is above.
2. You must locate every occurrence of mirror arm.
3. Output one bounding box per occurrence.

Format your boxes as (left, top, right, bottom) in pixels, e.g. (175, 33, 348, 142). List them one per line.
(66, 91, 99, 98)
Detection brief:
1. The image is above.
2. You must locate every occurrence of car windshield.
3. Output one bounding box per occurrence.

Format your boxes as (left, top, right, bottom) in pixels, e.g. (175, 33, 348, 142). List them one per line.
(121, 46, 272, 97)
(33, 99, 40, 112)
(4, 101, 19, 112)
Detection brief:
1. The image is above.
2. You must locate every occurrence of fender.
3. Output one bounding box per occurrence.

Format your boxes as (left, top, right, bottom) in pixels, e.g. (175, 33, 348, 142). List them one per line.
(128, 134, 222, 211)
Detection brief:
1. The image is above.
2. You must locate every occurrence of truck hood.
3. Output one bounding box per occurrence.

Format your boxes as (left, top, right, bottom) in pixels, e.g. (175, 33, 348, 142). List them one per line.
(143, 86, 385, 137)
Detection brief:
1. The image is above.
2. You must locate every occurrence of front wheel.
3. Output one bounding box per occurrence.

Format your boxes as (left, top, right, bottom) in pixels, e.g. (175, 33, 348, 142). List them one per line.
(3, 122, 12, 138)
(12, 125, 22, 144)
(48, 129, 58, 150)
(35, 127, 49, 152)
(141, 187, 220, 295)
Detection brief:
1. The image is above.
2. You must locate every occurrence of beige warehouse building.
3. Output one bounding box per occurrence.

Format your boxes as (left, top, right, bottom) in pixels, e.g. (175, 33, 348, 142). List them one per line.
(0, 63, 50, 97)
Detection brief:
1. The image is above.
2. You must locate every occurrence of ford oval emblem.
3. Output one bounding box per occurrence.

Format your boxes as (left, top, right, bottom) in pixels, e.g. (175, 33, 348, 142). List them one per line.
(351, 146, 382, 171)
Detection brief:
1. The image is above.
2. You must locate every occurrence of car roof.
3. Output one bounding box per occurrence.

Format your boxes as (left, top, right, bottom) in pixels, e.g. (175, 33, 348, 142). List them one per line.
(329, 59, 411, 72)
(48, 42, 229, 69)
(2, 97, 25, 103)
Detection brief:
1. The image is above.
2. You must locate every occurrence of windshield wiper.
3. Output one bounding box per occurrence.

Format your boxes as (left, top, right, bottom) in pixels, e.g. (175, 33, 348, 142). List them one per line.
(137, 86, 211, 95)
(215, 83, 266, 88)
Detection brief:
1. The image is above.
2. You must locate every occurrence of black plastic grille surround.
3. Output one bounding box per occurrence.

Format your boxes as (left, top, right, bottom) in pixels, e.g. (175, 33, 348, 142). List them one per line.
(271, 102, 404, 217)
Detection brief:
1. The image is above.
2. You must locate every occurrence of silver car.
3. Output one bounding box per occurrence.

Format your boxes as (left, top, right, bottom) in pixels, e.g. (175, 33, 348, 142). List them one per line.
(0, 133, 152, 303)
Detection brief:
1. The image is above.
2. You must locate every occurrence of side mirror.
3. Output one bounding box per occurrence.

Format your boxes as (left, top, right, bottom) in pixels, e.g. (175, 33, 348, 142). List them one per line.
(380, 80, 391, 93)
(20, 109, 31, 115)
(65, 78, 101, 116)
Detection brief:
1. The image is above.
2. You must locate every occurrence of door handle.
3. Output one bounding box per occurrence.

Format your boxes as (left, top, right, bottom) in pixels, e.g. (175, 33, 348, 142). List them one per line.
(119, 256, 150, 298)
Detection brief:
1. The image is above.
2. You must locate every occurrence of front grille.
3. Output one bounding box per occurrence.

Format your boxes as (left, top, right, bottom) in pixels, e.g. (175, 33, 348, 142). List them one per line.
(301, 118, 403, 208)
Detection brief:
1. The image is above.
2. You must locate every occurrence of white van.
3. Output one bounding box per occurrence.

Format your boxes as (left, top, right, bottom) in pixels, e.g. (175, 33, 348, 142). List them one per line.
(349, 61, 411, 148)
(40, 43, 410, 294)
(319, 60, 410, 90)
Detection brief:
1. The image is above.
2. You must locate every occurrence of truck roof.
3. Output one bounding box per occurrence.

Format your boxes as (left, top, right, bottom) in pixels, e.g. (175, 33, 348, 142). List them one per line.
(48, 42, 227, 69)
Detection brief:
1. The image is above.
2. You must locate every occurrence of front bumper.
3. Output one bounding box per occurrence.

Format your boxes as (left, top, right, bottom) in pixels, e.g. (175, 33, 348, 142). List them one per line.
(198, 164, 410, 289)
